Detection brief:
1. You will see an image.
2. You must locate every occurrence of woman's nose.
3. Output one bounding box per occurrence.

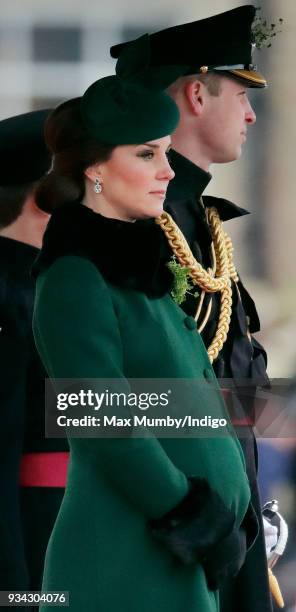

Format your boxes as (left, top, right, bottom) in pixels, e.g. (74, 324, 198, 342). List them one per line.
(157, 159, 175, 181)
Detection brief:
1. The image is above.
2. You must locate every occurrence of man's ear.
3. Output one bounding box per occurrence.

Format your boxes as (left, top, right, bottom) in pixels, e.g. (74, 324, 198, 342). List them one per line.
(184, 79, 204, 116)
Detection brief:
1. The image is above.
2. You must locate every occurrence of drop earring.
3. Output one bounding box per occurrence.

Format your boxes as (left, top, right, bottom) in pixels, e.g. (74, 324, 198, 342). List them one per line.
(94, 177, 102, 194)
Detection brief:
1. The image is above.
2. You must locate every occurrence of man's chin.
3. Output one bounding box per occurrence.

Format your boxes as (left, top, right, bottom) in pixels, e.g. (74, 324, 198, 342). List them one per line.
(214, 149, 242, 164)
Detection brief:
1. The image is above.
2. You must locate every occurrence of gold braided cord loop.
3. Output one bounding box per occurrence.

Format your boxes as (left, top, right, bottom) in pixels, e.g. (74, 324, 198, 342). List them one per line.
(155, 207, 238, 363)
(207, 281, 232, 363)
(224, 231, 239, 282)
(207, 208, 229, 278)
(156, 212, 227, 292)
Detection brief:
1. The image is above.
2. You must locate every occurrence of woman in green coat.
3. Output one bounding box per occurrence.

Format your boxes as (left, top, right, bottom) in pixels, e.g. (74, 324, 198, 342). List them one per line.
(33, 76, 257, 611)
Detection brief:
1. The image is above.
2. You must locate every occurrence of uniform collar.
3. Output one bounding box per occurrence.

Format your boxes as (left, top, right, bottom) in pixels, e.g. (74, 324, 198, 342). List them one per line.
(203, 195, 250, 221)
(0, 235, 39, 271)
(167, 150, 250, 221)
(167, 150, 211, 202)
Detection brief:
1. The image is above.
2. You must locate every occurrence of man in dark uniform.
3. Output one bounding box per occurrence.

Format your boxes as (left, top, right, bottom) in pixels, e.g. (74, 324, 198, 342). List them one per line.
(0, 110, 68, 598)
(110, 5, 281, 611)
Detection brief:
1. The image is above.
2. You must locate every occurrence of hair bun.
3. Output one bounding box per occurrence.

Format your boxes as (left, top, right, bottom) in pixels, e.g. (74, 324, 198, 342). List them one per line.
(44, 98, 85, 154)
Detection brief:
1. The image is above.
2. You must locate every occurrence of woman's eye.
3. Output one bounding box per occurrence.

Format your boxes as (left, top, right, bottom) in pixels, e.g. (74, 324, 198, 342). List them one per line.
(138, 150, 154, 160)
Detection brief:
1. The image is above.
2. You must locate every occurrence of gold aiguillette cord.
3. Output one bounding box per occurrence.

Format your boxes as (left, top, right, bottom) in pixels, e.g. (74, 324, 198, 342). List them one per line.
(268, 568, 284, 608)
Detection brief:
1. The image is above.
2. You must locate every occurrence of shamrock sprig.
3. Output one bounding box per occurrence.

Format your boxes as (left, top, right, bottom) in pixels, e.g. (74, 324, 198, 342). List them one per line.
(252, 8, 283, 49)
(167, 256, 199, 305)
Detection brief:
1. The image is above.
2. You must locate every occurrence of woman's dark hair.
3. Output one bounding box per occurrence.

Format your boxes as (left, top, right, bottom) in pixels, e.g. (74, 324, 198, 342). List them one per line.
(0, 183, 34, 229)
(35, 98, 115, 213)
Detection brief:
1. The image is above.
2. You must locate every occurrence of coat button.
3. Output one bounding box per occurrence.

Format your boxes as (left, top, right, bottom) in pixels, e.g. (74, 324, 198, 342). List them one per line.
(203, 367, 214, 381)
(184, 316, 196, 330)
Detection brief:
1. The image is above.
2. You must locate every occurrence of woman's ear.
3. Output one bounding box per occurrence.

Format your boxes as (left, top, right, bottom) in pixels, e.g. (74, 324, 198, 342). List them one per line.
(84, 164, 102, 184)
(184, 79, 204, 116)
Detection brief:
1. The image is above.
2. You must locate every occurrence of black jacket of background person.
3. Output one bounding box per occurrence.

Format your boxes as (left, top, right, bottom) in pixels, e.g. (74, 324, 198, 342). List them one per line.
(0, 236, 67, 594)
(165, 150, 272, 612)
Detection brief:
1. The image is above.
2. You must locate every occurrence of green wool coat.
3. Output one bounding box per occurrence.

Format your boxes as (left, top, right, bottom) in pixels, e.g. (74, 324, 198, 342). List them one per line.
(33, 255, 251, 612)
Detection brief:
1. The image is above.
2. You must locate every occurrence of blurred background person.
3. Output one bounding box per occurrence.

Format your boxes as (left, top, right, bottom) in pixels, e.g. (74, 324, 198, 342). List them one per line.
(0, 110, 68, 596)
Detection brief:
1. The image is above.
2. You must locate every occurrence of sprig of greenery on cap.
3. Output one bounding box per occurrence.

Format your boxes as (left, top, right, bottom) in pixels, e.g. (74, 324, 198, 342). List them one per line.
(252, 8, 283, 49)
(167, 256, 199, 305)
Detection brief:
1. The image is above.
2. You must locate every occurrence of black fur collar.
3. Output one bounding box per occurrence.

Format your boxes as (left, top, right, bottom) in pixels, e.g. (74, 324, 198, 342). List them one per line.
(32, 202, 174, 298)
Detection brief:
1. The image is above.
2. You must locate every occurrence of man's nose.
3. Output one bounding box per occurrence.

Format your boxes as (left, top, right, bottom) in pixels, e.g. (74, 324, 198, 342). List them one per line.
(245, 100, 256, 125)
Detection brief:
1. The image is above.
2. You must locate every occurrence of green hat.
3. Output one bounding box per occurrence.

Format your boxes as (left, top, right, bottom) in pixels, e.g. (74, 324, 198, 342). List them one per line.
(111, 5, 267, 89)
(80, 75, 179, 145)
(0, 110, 51, 186)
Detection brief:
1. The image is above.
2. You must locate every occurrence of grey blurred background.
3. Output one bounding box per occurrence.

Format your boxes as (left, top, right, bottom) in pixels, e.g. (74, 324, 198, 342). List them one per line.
(0, 0, 295, 609)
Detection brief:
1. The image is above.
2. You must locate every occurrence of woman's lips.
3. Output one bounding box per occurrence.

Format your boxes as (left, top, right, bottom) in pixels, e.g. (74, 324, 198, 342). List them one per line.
(149, 190, 166, 197)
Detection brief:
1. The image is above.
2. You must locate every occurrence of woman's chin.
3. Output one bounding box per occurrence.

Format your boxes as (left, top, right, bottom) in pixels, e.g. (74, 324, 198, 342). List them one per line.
(132, 204, 164, 220)
(149, 203, 164, 218)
